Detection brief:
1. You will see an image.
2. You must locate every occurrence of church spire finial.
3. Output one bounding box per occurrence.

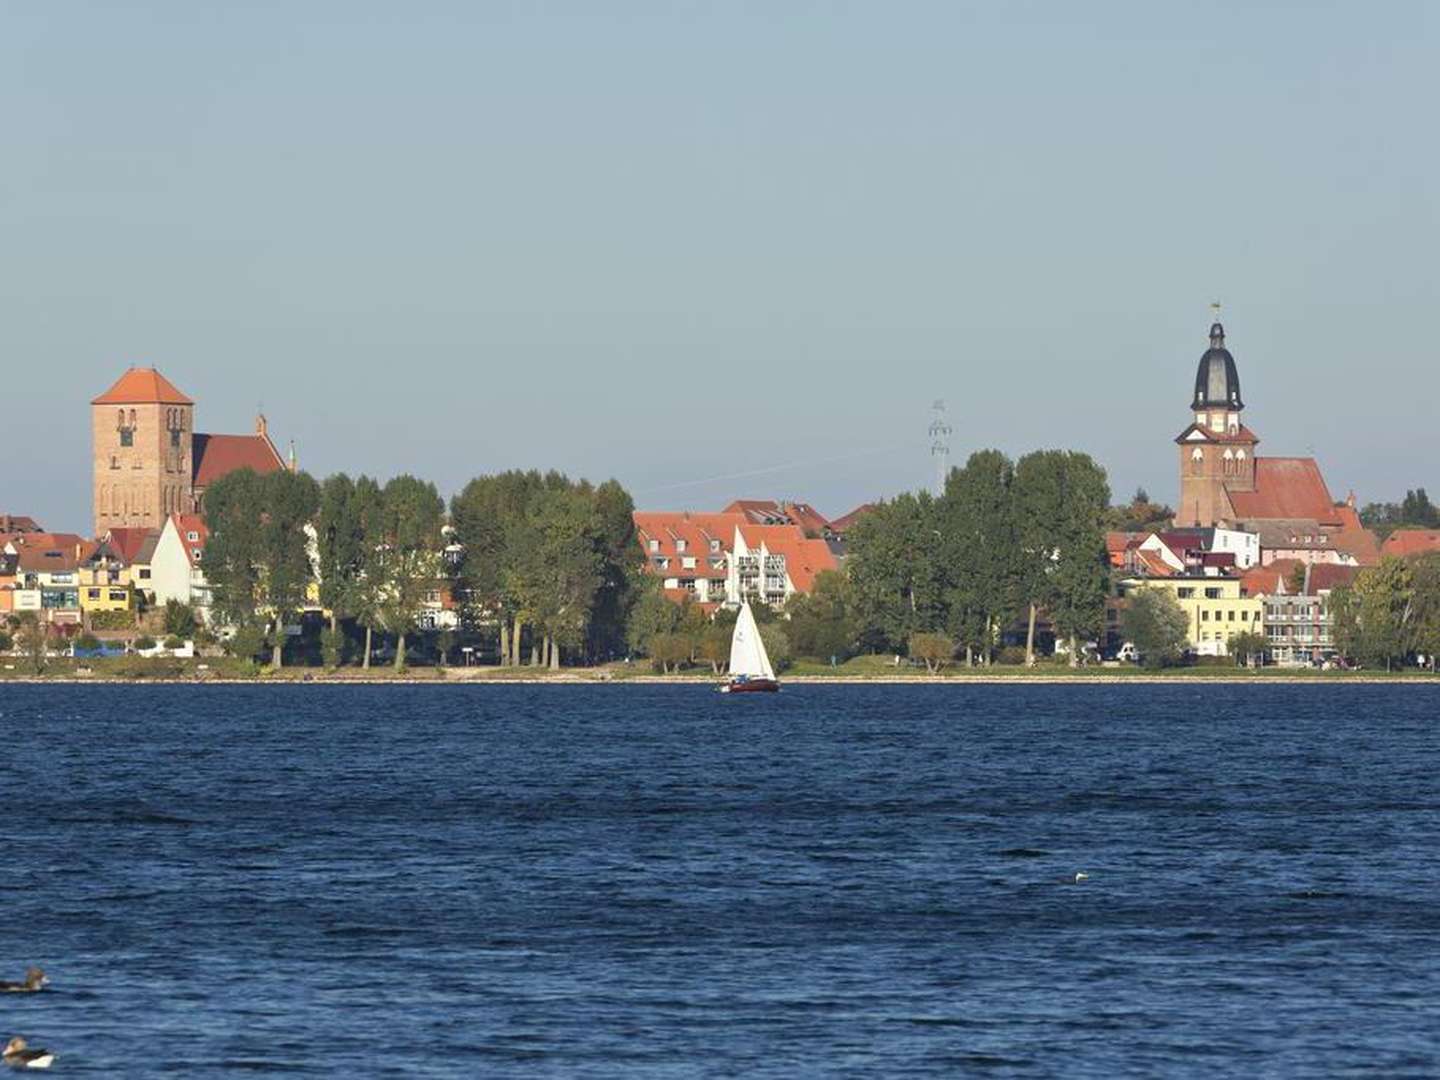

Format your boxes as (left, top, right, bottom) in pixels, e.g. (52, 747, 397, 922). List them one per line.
(1209, 301, 1225, 347)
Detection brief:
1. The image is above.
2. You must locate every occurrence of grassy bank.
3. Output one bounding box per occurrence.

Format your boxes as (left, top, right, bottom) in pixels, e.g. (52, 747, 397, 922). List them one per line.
(2, 652, 1437, 684)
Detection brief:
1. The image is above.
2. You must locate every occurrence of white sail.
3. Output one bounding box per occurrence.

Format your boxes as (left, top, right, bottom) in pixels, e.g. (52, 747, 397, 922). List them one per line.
(728, 601, 776, 680)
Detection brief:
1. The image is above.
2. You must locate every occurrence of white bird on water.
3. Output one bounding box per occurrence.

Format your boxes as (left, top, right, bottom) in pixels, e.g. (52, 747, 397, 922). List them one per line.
(3, 1037, 56, 1070)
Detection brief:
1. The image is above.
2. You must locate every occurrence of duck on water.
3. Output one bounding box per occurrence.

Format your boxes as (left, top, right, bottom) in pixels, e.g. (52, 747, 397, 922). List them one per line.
(3, 1038, 55, 1069)
(0, 970, 46, 993)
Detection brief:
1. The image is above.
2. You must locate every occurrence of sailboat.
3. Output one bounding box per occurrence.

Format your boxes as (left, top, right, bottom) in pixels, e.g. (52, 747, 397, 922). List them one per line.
(720, 600, 780, 693)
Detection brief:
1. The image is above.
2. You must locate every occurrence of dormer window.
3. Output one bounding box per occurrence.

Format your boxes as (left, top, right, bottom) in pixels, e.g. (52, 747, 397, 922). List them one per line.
(648, 539, 659, 552)
(186, 531, 199, 542)
(675, 539, 687, 553)
(710, 539, 720, 553)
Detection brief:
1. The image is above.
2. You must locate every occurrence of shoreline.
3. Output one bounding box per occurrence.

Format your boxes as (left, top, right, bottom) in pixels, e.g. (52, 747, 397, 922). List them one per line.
(4, 671, 1437, 687)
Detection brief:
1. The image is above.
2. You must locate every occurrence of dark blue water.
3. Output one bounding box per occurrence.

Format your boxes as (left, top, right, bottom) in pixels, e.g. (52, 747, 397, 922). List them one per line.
(5, 684, 1440, 1076)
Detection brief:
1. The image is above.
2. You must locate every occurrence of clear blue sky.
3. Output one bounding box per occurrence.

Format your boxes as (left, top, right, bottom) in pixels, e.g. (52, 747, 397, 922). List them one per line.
(4, 2, 1435, 532)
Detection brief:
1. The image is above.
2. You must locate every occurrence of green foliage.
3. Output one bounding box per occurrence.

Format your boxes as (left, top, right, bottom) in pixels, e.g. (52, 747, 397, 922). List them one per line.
(939, 450, 1019, 662)
(846, 491, 945, 651)
(1361, 489, 1439, 538)
(785, 570, 861, 660)
(758, 623, 791, 672)
(89, 610, 134, 630)
(1410, 553, 1440, 671)
(1331, 557, 1416, 671)
(15, 613, 46, 674)
(376, 474, 446, 670)
(626, 582, 681, 656)
(0, 632, 11, 653)
(163, 635, 184, 650)
(316, 473, 369, 629)
(163, 599, 197, 639)
(648, 632, 692, 673)
(909, 631, 955, 674)
(133, 635, 157, 651)
(224, 622, 266, 662)
(75, 633, 101, 652)
(320, 625, 345, 668)
(112, 656, 184, 679)
(1229, 630, 1267, 666)
(1119, 587, 1190, 669)
(696, 624, 730, 673)
(1102, 488, 1176, 533)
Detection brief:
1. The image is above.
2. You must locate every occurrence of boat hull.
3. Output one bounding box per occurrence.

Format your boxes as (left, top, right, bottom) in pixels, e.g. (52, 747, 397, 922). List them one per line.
(721, 678, 780, 694)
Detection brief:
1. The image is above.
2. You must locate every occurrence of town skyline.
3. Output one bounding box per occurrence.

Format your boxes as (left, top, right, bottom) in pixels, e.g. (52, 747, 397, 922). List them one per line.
(6, 4, 1435, 531)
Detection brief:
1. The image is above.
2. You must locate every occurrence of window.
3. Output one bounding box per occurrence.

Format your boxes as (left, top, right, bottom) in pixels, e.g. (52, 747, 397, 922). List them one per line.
(710, 539, 721, 553)
(1227, 611, 1235, 622)
(1177, 588, 1194, 599)
(187, 531, 199, 542)
(109, 590, 127, 602)
(681, 556, 696, 570)
(648, 539, 659, 552)
(120, 428, 134, 447)
(170, 429, 181, 448)
(1202, 610, 1210, 621)
(1204, 588, 1221, 599)
(139, 568, 151, 580)
(192, 549, 203, 561)
(675, 539, 687, 553)
(87, 589, 101, 600)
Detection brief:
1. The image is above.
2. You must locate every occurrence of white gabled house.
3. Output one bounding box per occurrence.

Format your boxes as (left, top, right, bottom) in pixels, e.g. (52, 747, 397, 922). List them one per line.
(151, 513, 212, 624)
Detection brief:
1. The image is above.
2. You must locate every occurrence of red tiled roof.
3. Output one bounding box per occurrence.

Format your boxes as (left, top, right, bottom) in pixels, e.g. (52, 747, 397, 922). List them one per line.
(6, 532, 88, 553)
(736, 523, 839, 594)
(1381, 529, 1440, 559)
(103, 527, 159, 566)
(169, 514, 209, 568)
(1240, 559, 1303, 597)
(92, 367, 193, 405)
(0, 515, 42, 534)
(192, 432, 285, 488)
(16, 540, 95, 573)
(1135, 549, 1176, 577)
(829, 503, 878, 534)
(1307, 563, 1359, 593)
(1228, 458, 1340, 524)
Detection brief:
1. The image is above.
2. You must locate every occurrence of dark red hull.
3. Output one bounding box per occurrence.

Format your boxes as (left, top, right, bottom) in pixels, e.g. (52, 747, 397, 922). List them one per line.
(722, 678, 780, 693)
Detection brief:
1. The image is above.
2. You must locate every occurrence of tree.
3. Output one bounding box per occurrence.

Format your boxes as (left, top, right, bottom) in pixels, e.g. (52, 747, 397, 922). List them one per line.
(349, 476, 386, 669)
(626, 580, 681, 658)
(1103, 487, 1177, 533)
(784, 570, 860, 660)
(939, 450, 1019, 665)
(696, 624, 731, 673)
(648, 632, 691, 673)
(316, 473, 368, 659)
(909, 632, 955, 674)
(450, 470, 547, 666)
(1013, 450, 1111, 666)
(1047, 454, 1112, 667)
(202, 467, 320, 668)
(376, 475, 446, 671)
(846, 492, 944, 652)
(1230, 630, 1267, 668)
(1332, 557, 1415, 671)
(758, 623, 791, 672)
(1119, 587, 1190, 669)
(15, 612, 46, 674)
(509, 484, 605, 669)
(163, 600, 197, 640)
(1409, 553, 1440, 672)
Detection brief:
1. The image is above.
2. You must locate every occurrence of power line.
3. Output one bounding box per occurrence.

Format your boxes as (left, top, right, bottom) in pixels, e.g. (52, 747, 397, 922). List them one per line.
(635, 443, 914, 497)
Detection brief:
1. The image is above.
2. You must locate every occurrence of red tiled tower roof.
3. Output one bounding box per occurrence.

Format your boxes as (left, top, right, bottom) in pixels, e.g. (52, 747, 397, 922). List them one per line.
(92, 367, 194, 406)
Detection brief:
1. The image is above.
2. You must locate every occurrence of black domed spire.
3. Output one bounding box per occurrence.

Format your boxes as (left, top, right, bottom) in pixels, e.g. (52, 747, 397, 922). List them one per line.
(1193, 320, 1242, 410)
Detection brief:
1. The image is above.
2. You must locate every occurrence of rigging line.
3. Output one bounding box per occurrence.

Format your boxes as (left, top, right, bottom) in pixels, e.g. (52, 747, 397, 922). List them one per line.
(636, 443, 914, 496)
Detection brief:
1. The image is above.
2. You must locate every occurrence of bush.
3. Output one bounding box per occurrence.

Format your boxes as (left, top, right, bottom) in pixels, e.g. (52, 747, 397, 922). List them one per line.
(320, 626, 345, 668)
(112, 656, 184, 679)
(134, 635, 157, 651)
(75, 633, 102, 652)
(89, 610, 134, 630)
(163, 635, 184, 650)
(648, 632, 692, 673)
(163, 600, 197, 639)
(909, 632, 956, 674)
(996, 646, 1028, 666)
(0, 632, 11, 652)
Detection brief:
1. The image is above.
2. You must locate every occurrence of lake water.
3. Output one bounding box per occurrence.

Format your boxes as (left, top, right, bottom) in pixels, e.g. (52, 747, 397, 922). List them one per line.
(4, 683, 1440, 1076)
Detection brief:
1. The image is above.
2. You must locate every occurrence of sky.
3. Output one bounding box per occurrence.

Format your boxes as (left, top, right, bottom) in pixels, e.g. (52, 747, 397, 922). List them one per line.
(3, 2, 1435, 532)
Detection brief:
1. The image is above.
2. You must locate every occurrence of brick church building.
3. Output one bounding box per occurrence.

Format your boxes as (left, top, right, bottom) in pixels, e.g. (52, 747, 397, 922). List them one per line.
(92, 367, 287, 536)
(1174, 318, 1378, 565)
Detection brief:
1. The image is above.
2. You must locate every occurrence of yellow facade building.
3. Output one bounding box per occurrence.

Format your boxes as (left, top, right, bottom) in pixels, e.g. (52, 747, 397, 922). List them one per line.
(1120, 576, 1264, 657)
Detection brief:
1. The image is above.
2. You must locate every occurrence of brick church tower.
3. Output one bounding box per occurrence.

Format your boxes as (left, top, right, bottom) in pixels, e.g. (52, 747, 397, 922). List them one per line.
(1174, 318, 1259, 527)
(92, 368, 195, 534)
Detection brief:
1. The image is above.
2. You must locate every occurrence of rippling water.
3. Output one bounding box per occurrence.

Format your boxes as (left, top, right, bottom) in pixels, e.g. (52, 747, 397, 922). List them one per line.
(4, 683, 1440, 1076)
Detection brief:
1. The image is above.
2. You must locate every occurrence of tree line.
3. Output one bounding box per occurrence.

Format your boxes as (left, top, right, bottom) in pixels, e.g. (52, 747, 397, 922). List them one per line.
(202, 467, 637, 670)
(841, 448, 1112, 666)
(1331, 553, 1440, 671)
